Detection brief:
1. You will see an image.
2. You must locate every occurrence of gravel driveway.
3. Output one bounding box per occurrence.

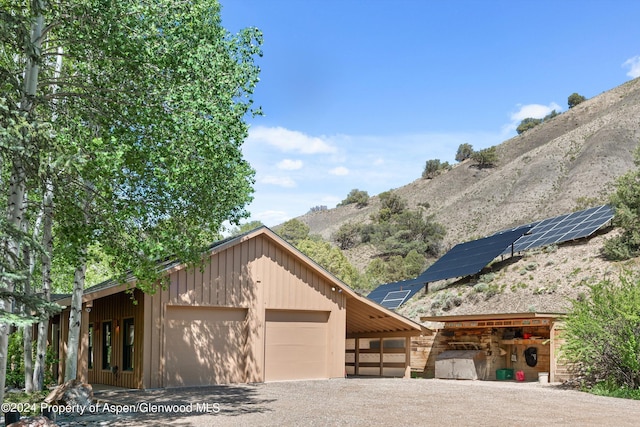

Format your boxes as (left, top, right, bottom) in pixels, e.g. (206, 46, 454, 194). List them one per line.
(54, 378, 640, 426)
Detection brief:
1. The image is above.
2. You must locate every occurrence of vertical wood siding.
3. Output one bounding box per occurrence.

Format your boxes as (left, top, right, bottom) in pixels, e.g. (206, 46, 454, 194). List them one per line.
(57, 290, 145, 388)
(144, 233, 346, 388)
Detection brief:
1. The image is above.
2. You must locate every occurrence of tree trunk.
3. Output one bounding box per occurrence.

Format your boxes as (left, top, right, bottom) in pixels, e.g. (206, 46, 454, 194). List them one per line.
(0, 9, 44, 402)
(33, 179, 53, 391)
(0, 158, 27, 404)
(64, 258, 87, 382)
(23, 321, 34, 393)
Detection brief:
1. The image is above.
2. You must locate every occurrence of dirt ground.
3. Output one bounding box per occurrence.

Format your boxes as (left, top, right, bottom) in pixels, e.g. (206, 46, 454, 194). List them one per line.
(47, 378, 640, 426)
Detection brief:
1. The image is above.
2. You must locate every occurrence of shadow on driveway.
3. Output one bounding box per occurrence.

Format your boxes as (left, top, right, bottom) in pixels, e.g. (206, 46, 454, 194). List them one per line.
(56, 383, 275, 426)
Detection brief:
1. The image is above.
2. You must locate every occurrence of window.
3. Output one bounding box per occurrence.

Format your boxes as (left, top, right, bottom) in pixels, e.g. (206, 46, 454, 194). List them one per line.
(122, 318, 134, 371)
(102, 321, 112, 370)
(88, 324, 94, 369)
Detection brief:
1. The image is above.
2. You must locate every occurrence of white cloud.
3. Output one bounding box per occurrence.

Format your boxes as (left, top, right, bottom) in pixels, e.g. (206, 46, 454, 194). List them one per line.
(623, 56, 640, 78)
(251, 209, 291, 226)
(262, 175, 296, 188)
(329, 166, 349, 176)
(277, 159, 303, 170)
(510, 102, 562, 122)
(502, 102, 562, 135)
(248, 126, 337, 154)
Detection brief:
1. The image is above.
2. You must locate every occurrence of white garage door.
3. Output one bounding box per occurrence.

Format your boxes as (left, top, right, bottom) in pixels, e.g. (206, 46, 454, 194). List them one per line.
(264, 310, 329, 381)
(164, 306, 247, 387)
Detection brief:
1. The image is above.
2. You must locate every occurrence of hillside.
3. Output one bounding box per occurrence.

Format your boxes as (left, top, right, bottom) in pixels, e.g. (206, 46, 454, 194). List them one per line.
(301, 77, 640, 249)
(291, 77, 640, 320)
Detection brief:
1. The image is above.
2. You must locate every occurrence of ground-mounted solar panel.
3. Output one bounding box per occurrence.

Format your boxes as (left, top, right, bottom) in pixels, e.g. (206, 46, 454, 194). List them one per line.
(367, 277, 425, 309)
(502, 204, 614, 255)
(380, 290, 412, 309)
(415, 224, 533, 284)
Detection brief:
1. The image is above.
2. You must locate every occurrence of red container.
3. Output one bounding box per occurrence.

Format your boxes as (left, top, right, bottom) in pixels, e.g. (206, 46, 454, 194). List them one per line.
(516, 370, 525, 381)
(523, 333, 532, 339)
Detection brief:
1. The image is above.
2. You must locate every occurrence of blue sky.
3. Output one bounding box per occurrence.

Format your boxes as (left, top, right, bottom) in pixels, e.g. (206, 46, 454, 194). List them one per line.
(219, 0, 640, 227)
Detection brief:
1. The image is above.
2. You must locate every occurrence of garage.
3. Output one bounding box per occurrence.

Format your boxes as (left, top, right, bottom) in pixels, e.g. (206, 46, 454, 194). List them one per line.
(164, 306, 248, 387)
(264, 310, 330, 381)
(54, 227, 425, 389)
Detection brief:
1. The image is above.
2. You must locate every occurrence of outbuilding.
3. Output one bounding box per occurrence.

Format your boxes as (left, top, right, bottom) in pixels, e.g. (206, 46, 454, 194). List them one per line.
(415, 312, 569, 382)
(52, 227, 426, 389)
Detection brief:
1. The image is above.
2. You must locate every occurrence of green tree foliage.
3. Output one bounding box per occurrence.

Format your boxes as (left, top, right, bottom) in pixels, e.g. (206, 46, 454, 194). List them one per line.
(471, 146, 498, 168)
(374, 211, 445, 258)
(333, 222, 362, 250)
(296, 239, 360, 286)
(544, 110, 560, 120)
(563, 274, 640, 389)
(363, 250, 427, 288)
(422, 159, 450, 179)
(404, 250, 427, 278)
(0, 0, 262, 391)
(455, 143, 474, 162)
(372, 191, 407, 222)
(229, 221, 265, 237)
(276, 219, 310, 246)
(603, 145, 640, 260)
(367, 193, 445, 260)
(516, 110, 560, 134)
(568, 92, 587, 108)
(516, 118, 542, 134)
(338, 189, 370, 208)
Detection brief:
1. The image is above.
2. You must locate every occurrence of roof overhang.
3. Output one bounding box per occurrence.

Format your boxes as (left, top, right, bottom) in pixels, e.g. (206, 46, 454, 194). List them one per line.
(346, 294, 428, 338)
(421, 312, 565, 329)
(54, 227, 428, 338)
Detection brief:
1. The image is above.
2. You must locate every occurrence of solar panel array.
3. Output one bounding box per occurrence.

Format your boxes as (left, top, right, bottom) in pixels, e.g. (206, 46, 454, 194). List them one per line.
(501, 204, 614, 255)
(415, 225, 533, 284)
(367, 205, 614, 310)
(367, 278, 425, 309)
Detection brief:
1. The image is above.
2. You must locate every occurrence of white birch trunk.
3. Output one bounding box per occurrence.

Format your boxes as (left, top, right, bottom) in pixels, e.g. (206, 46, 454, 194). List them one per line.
(0, 10, 44, 403)
(64, 258, 87, 382)
(65, 179, 91, 382)
(33, 179, 54, 390)
(0, 160, 27, 403)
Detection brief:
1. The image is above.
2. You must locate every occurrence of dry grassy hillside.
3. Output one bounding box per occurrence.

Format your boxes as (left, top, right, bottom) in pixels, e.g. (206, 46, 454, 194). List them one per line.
(300, 77, 640, 261)
(295, 78, 640, 318)
(396, 228, 640, 322)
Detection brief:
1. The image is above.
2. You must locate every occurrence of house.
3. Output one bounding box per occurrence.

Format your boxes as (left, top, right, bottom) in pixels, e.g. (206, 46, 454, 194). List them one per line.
(52, 227, 426, 389)
(414, 312, 570, 382)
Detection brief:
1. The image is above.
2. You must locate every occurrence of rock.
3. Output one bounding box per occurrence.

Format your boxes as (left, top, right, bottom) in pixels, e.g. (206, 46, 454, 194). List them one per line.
(44, 380, 93, 409)
(7, 415, 59, 426)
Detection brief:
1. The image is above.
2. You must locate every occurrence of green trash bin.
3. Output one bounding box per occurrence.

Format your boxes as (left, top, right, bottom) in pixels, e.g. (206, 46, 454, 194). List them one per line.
(496, 368, 514, 380)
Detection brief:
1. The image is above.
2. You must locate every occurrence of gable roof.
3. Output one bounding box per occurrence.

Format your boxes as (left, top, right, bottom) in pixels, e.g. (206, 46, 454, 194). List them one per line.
(56, 226, 427, 337)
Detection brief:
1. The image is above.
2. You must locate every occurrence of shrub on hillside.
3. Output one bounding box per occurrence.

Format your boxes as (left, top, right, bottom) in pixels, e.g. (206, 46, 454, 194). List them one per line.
(338, 189, 370, 208)
(603, 144, 640, 260)
(333, 222, 361, 250)
(568, 92, 587, 108)
(471, 146, 498, 168)
(422, 159, 450, 179)
(455, 143, 474, 162)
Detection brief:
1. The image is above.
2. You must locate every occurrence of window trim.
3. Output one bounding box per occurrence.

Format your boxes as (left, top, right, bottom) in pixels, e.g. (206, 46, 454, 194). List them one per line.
(122, 317, 135, 372)
(102, 320, 112, 371)
(88, 323, 94, 370)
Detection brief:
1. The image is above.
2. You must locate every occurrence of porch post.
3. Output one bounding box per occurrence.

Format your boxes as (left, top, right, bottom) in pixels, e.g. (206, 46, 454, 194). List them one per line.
(354, 338, 359, 376)
(404, 336, 412, 378)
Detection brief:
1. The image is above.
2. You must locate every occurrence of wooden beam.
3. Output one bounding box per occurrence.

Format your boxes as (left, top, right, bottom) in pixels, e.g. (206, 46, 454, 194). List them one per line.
(347, 330, 424, 339)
